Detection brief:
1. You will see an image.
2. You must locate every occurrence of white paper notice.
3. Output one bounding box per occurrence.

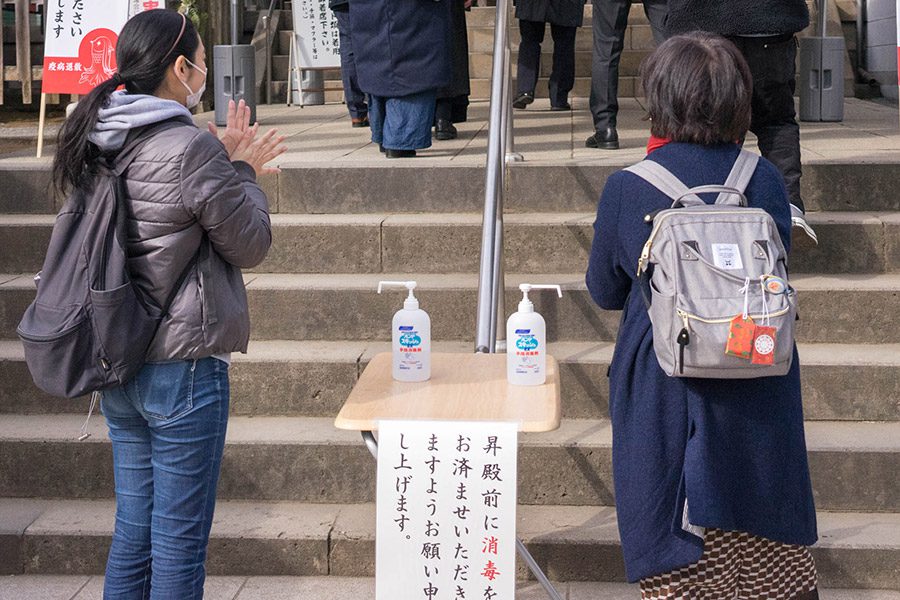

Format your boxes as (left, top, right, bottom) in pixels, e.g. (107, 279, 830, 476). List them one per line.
(711, 243, 744, 270)
(292, 0, 341, 69)
(376, 421, 518, 600)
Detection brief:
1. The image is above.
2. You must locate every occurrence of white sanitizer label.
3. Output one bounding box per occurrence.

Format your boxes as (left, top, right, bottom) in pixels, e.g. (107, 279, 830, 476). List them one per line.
(398, 326, 424, 371)
(513, 329, 540, 374)
(711, 243, 744, 270)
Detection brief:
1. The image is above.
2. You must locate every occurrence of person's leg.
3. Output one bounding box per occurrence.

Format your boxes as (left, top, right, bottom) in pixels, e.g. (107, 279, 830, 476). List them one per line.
(642, 0, 669, 44)
(589, 0, 631, 132)
(735, 35, 805, 212)
(515, 20, 545, 105)
(102, 382, 154, 600)
(368, 94, 386, 147)
(334, 7, 368, 121)
(548, 24, 576, 108)
(434, 97, 457, 140)
(383, 90, 437, 153)
(138, 358, 230, 599)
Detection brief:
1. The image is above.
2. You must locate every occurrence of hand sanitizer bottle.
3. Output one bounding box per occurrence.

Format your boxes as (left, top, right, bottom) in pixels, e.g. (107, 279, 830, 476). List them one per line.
(507, 284, 562, 386)
(378, 281, 431, 382)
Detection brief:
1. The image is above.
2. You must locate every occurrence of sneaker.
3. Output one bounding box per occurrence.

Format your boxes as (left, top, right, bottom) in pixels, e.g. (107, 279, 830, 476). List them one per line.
(790, 204, 818, 244)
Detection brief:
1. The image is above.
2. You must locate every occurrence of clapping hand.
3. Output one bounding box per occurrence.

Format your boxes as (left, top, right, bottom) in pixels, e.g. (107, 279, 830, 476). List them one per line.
(208, 99, 288, 176)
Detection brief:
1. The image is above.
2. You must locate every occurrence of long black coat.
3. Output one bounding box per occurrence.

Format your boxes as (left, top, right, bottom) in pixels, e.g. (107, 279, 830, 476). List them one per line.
(349, 0, 452, 98)
(515, 0, 585, 28)
(439, 0, 471, 100)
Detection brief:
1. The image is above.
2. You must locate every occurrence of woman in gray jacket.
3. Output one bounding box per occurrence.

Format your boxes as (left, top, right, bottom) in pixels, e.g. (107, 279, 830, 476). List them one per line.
(51, 10, 285, 599)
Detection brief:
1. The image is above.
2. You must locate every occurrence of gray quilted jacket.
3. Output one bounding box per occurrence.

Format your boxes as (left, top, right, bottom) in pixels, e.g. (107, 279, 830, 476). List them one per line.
(119, 116, 271, 361)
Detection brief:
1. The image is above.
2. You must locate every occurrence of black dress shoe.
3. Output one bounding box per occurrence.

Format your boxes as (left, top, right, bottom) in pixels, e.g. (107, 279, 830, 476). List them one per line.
(512, 92, 534, 109)
(585, 126, 619, 150)
(550, 102, 571, 111)
(385, 149, 416, 158)
(379, 144, 386, 153)
(434, 119, 458, 140)
(351, 116, 370, 128)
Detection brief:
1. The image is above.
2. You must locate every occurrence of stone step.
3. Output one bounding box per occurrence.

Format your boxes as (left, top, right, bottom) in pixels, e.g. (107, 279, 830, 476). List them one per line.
(2, 212, 897, 275)
(1, 415, 897, 511)
(2, 340, 897, 422)
(2, 576, 899, 600)
(2, 272, 898, 344)
(2, 498, 898, 589)
(3, 161, 900, 215)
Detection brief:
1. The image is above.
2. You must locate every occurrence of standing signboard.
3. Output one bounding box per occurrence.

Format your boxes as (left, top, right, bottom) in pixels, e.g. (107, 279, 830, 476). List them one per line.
(376, 420, 518, 600)
(289, 0, 340, 105)
(38, 1, 161, 156)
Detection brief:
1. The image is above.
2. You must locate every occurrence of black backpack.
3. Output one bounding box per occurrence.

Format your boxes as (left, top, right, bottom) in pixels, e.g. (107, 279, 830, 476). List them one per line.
(17, 121, 190, 399)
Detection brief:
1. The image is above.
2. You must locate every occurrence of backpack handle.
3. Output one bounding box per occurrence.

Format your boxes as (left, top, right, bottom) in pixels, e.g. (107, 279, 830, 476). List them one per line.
(672, 185, 748, 209)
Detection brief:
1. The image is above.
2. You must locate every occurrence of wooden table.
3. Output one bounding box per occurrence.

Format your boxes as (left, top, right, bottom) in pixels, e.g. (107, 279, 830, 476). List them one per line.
(335, 351, 564, 600)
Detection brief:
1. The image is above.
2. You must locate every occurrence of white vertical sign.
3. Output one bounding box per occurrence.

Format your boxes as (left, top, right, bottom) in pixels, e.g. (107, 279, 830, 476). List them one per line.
(291, 0, 341, 69)
(377, 421, 518, 600)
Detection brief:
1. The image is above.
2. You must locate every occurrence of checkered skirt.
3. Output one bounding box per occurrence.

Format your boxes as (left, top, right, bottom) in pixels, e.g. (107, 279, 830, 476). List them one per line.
(639, 528, 818, 600)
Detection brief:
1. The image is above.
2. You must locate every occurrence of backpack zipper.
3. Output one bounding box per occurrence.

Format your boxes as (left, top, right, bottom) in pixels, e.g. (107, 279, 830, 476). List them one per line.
(636, 209, 766, 276)
(674, 307, 790, 374)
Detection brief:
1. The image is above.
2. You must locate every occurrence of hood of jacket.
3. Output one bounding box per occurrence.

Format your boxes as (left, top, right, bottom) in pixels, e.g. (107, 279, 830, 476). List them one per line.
(89, 91, 194, 152)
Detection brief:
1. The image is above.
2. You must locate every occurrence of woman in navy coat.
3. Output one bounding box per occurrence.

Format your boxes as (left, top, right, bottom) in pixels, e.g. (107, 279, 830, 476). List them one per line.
(586, 33, 820, 599)
(349, 0, 452, 157)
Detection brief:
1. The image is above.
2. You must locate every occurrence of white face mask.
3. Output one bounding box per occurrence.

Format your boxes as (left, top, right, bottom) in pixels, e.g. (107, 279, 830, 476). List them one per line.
(178, 58, 207, 109)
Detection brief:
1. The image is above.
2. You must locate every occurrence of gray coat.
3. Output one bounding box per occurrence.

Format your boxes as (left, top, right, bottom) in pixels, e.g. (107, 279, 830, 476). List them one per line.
(515, 0, 585, 28)
(120, 117, 271, 362)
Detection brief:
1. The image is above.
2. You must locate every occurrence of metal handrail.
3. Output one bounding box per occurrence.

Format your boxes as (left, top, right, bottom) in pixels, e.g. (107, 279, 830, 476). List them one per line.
(474, 0, 517, 354)
(263, 0, 281, 104)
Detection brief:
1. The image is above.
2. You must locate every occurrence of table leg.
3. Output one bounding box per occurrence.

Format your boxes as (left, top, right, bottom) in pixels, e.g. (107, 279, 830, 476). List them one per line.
(360, 431, 565, 600)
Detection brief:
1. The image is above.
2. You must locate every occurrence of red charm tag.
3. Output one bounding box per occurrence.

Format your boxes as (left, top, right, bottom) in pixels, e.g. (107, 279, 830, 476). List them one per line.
(725, 315, 755, 359)
(751, 326, 777, 365)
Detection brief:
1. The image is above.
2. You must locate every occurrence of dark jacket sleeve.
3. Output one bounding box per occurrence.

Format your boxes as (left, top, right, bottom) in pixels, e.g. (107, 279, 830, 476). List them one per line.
(179, 131, 272, 269)
(586, 172, 632, 310)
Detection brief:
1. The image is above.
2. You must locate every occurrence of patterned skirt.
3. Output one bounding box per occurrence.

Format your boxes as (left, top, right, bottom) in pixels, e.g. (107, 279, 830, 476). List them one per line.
(639, 529, 818, 600)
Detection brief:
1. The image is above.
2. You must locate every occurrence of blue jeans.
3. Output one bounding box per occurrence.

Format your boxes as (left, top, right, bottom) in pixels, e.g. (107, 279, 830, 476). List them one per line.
(101, 357, 230, 600)
(369, 91, 436, 151)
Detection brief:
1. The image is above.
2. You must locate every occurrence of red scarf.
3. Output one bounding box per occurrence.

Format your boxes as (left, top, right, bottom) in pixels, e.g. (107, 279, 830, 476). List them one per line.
(646, 135, 670, 155)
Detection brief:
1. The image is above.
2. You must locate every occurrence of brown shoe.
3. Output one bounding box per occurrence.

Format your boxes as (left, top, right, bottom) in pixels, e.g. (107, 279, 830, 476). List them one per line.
(792, 588, 820, 600)
(351, 116, 370, 128)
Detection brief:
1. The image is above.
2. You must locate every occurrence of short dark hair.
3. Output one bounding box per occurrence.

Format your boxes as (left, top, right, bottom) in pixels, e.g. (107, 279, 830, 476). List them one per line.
(642, 32, 752, 145)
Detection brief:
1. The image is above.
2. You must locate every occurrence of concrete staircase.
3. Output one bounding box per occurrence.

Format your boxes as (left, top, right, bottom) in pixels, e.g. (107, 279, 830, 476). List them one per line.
(1, 137, 899, 595)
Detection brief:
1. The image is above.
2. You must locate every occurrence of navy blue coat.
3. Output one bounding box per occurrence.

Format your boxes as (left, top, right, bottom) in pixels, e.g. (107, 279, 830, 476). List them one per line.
(586, 143, 818, 582)
(348, 0, 452, 98)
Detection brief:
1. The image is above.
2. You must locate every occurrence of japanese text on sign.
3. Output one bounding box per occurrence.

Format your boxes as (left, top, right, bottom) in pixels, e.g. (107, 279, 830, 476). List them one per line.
(291, 0, 341, 69)
(376, 421, 517, 600)
(43, 1, 158, 95)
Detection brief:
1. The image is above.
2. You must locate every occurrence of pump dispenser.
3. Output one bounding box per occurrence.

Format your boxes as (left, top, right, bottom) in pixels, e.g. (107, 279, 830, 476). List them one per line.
(378, 281, 431, 382)
(507, 284, 562, 386)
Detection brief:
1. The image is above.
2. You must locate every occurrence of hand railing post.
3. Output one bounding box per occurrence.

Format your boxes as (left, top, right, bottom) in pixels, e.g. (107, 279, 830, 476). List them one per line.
(475, 0, 512, 354)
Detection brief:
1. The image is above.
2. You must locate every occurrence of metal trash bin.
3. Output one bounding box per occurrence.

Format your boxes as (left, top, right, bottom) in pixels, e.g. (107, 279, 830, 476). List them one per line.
(798, 0, 845, 122)
(291, 70, 325, 106)
(214, 45, 257, 126)
(799, 36, 845, 122)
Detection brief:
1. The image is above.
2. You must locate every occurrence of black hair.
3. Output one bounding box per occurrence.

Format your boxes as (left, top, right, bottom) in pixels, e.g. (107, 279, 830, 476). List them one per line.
(52, 9, 200, 193)
(642, 32, 753, 145)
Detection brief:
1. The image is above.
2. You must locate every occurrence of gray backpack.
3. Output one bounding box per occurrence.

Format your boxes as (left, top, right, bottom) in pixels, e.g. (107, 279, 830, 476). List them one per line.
(626, 150, 796, 378)
(17, 121, 191, 398)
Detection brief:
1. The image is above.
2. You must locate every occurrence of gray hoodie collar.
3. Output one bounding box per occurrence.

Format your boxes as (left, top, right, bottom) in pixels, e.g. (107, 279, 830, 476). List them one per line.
(88, 91, 193, 152)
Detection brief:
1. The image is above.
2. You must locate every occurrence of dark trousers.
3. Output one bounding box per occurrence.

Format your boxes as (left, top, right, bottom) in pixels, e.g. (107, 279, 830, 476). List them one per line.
(729, 35, 804, 211)
(589, 0, 666, 130)
(334, 7, 368, 118)
(516, 19, 577, 107)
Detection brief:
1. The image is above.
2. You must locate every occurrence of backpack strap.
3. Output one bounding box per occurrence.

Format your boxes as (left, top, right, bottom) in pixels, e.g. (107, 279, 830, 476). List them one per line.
(716, 149, 759, 204)
(624, 160, 700, 204)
